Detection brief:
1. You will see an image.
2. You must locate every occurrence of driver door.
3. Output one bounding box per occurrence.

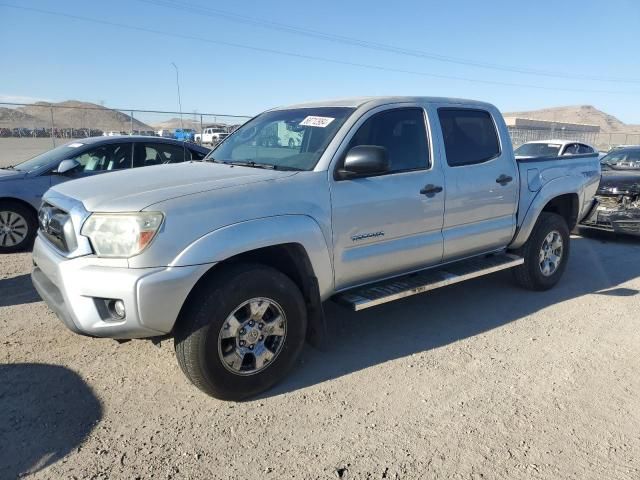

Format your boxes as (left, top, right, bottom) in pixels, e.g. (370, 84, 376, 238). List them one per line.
(330, 106, 445, 290)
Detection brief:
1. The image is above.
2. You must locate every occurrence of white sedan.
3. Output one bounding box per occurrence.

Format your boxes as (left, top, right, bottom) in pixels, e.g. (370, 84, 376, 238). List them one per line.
(514, 139, 597, 158)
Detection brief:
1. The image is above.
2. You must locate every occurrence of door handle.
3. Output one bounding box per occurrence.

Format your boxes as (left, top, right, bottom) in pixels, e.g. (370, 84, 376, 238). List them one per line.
(496, 174, 513, 186)
(420, 184, 443, 197)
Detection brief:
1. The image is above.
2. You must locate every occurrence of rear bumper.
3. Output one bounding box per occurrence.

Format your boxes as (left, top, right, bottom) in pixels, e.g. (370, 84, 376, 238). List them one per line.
(31, 236, 213, 339)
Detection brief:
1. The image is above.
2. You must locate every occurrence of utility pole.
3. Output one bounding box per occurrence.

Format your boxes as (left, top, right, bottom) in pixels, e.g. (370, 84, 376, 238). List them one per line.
(171, 62, 184, 133)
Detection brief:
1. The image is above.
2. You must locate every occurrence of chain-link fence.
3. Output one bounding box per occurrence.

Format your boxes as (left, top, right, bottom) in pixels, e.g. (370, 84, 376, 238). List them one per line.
(0, 102, 252, 147)
(508, 126, 600, 148)
(3, 102, 640, 153)
(505, 126, 640, 152)
(593, 132, 640, 151)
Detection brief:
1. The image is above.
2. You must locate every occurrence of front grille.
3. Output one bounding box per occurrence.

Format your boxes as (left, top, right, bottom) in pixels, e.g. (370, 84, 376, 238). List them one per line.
(38, 203, 77, 253)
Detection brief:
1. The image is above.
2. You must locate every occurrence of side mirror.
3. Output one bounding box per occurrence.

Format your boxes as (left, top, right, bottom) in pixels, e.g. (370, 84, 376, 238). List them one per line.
(56, 159, 81, 174)
(337, 145, 389, 179)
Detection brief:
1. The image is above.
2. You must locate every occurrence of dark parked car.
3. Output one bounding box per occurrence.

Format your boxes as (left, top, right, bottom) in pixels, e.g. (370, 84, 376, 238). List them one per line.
(580, 147, 640, 236)
(0, 136, 210, 252)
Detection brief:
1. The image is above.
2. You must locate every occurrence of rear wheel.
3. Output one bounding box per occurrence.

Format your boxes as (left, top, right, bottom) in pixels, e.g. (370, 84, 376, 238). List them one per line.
(174, 263, 307, 400)
(511, 212, 570, 291)
(0, 201, 37, 253)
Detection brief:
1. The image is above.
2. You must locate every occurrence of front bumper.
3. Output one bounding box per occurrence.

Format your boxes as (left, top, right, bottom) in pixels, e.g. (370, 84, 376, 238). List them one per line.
(31, 236, 212, 339)
(580, 198, 640, 236)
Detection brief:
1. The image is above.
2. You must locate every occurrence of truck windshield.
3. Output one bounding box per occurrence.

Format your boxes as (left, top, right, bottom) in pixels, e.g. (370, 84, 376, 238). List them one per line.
(206, 107, 354, 171)
(514, 143, 562, 157)
(601, 150, 640, 170)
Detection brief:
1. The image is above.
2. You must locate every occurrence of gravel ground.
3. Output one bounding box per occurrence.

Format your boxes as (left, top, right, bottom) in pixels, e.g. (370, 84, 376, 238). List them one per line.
(1, 138, 640, 479)
(1, 232, 639, 479)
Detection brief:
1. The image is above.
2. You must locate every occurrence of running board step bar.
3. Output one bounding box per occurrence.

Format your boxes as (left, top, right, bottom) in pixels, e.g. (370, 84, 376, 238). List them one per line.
(334, 254, 524, 311)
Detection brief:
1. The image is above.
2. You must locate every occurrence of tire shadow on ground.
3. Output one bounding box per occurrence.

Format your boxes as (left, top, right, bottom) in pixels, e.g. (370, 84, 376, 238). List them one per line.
(0, 363, 102, 478)
(264, 235, 640, 398)
(0, 273, 40, 308)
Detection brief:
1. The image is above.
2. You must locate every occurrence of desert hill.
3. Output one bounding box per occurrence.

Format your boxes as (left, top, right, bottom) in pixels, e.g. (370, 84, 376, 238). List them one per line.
(152, 117, 202, 130)
(0, 107, 40, 127)
(0, 100, 151, 131)
(504, 105, 640, 133)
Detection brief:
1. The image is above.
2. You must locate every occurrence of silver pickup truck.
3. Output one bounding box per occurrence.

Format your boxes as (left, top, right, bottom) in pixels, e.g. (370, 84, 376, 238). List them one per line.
(31, 96, 601, 400)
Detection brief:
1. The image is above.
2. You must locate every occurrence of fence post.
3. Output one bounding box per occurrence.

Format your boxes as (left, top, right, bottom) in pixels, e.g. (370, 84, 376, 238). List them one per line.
(130, 111, 134, 135)
(200, 114, 203, 145)
(49, 106, 56, 148)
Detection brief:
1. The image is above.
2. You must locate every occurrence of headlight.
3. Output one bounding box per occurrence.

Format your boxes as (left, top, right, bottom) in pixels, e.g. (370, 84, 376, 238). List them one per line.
(81, 212, 163, 258)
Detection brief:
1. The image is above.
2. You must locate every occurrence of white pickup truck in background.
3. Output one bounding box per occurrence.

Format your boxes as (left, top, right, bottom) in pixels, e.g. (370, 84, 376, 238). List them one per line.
(195, 126, 230, 145)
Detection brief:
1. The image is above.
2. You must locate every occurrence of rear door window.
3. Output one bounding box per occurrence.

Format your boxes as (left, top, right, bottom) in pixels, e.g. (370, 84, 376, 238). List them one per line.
(189, 148, 207, 161)
(562, 144, 580, 156)
(437, 108, 500, 167)
(578, 144, 594, 154)
(134, 143, 187, 167)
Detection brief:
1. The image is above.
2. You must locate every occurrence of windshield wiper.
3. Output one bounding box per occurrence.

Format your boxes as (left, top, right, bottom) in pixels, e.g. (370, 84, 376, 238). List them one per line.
(205, 157, 302, 171)
(224, 160, 276, 170)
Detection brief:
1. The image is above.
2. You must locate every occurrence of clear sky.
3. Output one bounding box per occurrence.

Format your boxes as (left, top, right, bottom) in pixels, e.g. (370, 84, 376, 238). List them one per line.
(1, 0, 639, 122)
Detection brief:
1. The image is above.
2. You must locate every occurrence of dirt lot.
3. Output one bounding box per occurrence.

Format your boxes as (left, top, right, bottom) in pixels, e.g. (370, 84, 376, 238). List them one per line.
(0, 138, 65, 167)
(1, 137, 640, 479)
(0, 232, 639, 479)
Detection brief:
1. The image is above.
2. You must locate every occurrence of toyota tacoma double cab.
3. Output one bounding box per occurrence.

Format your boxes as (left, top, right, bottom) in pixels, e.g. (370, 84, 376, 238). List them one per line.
(31, 97, 601, 400)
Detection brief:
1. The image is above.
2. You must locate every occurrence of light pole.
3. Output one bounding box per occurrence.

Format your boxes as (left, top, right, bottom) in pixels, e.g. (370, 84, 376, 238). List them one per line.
(171, 62, 184, 132)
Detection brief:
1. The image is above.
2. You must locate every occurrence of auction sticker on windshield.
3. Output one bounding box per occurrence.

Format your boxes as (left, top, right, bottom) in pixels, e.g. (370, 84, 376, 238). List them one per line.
(300, 116, 335, 128)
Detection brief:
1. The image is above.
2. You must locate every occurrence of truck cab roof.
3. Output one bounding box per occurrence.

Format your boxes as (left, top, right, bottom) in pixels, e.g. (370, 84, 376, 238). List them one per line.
(273, 96, 495, 111)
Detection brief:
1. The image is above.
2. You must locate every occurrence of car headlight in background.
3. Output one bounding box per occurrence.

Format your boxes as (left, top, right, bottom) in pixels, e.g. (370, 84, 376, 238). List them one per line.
(81, 212, 163, 258)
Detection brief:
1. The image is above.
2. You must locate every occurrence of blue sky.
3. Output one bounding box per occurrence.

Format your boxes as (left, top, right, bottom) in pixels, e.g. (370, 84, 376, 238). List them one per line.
(1, 0, 640, 122)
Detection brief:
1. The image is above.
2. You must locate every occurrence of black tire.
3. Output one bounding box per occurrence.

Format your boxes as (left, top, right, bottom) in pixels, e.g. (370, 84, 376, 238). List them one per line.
(174, 263, 307, 400)
(511, 212, 570, 291)
(0, 200, 38, 253)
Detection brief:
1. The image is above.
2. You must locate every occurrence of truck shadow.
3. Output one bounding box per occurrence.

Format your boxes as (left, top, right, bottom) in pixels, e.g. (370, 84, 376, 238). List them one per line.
(0, 273, 41, 307)
(0, 363, 102, 478)
(267, 236, 640, 397)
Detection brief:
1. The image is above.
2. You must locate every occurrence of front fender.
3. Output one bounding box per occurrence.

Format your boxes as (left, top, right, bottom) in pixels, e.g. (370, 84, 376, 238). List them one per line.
(510, 175, 587, 249)
(170, 215, 335, 299)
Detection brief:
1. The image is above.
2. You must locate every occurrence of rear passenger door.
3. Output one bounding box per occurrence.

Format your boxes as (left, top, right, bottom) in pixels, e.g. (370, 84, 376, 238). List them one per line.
(435, 106, 518, 261)
(330, 106, 445, 290)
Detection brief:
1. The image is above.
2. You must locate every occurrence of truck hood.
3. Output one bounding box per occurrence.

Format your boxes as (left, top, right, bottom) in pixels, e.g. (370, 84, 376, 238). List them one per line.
(598, 169, 640, 195)
(0, 168, 26, 182)
(48, 162, 297, 212)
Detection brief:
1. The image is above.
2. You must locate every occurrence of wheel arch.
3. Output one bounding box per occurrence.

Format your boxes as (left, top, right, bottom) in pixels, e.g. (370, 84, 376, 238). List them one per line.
(0, 196, 39, 217)
(170, 216, 334, 348)
(175, 242, 329, 348)
(540, 193, 579, 230)
(511, 177, 584, 249)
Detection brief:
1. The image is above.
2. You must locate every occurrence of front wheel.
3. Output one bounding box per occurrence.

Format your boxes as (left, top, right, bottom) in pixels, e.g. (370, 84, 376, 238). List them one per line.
(174, 263, 307, 400)
(0, 201, 38, 253)
(511, 212, 570, 291)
